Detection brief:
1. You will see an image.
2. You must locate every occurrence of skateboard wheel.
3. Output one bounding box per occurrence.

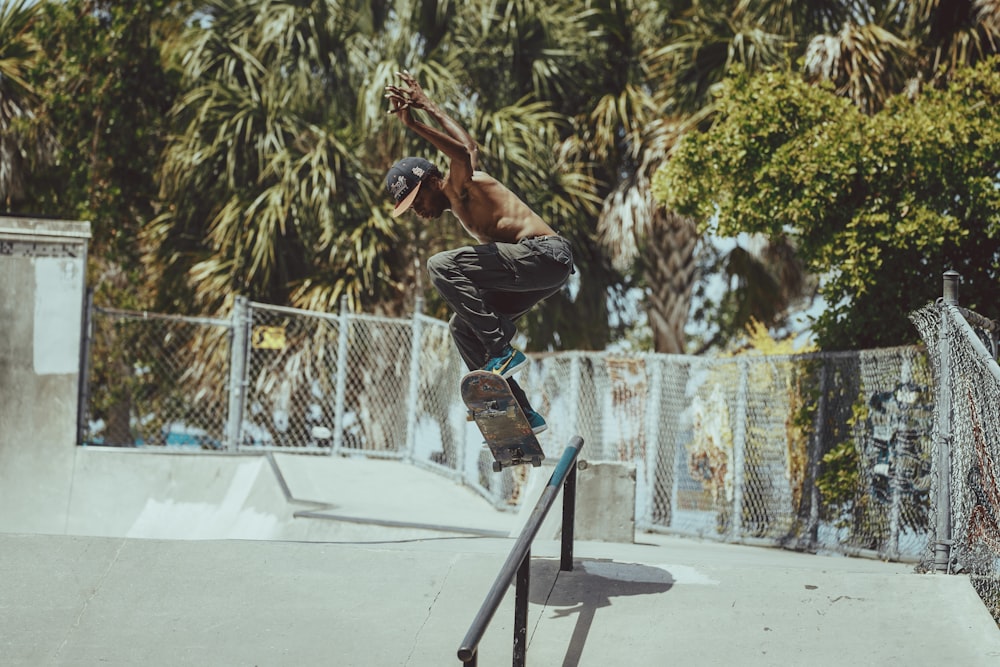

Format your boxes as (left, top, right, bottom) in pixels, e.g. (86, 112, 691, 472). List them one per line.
(492, 461, 503, 473)
(531, 457, 542, 467)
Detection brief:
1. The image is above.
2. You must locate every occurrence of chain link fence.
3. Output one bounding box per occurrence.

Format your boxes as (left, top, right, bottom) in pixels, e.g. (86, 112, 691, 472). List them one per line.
(910, 274, 1000, 624)
(519, 347, 933, 559)
(82, 296, 936, 559)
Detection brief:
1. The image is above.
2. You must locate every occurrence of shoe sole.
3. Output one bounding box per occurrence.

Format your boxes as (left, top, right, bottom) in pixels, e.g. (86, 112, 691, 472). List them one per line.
(531, 424, 547, 435)
(494, 356, 529, 378)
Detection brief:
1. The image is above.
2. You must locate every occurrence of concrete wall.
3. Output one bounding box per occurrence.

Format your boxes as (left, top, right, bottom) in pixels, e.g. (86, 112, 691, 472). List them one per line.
(517, 459, 637, 543)
(0, 217, 91, 534)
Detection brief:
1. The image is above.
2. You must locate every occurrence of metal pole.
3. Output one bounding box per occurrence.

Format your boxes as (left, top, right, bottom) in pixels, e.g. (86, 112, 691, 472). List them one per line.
(934, 271, 958, 572)
(404, 296, 424, 461)
(561, 460, 577, 572)
(332, 295, 349, 454)
(730, 358, 749, 541)
(569, 355, 582, 439)
(803, 361, 827, 550)
(942, 270, 960, 306)
(639, 355, 663, 529)
(513, 548, 530, 667)
(225, 296, 249, 451)
(77, 288, 95, 445)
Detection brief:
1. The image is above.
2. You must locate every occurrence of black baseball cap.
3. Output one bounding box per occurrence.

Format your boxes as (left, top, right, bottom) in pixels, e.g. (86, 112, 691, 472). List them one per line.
(385, 157, 439, 217)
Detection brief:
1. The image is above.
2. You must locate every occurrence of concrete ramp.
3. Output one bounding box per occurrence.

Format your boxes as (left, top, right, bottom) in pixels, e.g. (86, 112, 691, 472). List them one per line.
(2, 533, 998, 666)
(66, 450, 289, 539)
(21, 447, 518, 542)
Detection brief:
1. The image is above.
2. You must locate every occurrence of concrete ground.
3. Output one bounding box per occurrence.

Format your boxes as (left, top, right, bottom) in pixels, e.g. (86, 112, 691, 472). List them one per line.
(2, 449, 999, 666)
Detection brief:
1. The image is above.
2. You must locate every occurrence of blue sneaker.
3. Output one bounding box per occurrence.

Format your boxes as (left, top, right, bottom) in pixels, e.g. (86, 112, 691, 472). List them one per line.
(524, 409, 547, 434)
(483, 345, 528, 378)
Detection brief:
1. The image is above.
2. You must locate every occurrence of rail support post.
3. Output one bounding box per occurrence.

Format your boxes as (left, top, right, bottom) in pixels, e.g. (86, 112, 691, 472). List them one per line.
(458, 436, 584, 666)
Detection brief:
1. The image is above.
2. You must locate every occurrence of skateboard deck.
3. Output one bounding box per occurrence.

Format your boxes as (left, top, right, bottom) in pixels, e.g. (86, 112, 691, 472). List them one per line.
(460, 370, 545, 472)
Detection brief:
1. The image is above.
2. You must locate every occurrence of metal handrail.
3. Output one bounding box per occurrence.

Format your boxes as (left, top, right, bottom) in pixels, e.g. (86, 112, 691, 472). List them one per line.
(457, 435, 585, 666)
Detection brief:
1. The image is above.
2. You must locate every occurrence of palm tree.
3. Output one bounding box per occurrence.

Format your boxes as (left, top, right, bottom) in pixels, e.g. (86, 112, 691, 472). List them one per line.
(587, 0, 815, 352)
(0, 0, 54, 209)
(803, 0, 1000, 113)
(148, 0, 400, 315)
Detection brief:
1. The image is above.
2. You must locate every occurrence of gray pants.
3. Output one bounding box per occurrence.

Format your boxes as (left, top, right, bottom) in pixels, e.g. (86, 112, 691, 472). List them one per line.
(427, 235, 574, 410)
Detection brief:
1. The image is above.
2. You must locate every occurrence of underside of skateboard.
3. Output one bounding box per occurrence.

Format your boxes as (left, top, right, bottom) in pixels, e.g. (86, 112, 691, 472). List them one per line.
(460, 371, 545, 472)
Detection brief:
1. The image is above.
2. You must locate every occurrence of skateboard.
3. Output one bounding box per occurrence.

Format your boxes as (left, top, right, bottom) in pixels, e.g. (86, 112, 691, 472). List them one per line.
(460, 370, 545, 472)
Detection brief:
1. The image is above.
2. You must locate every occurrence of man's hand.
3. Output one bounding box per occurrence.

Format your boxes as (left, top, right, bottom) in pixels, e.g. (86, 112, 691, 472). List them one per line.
(385, 70, 432, 121)
(385, 69, 478, 176)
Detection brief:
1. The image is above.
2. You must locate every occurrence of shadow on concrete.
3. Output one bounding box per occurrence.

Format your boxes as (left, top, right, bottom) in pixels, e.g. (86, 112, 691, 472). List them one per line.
(530, 558, 675, 667)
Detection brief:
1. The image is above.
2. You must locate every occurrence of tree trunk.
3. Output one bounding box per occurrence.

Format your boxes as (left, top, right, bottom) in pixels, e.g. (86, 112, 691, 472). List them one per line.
(645, 211, 699, 354)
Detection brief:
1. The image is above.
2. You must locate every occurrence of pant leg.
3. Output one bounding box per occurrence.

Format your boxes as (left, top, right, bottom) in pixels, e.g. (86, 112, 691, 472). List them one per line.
(449, 315, 486, 371)
(428, 244, 517, 358)
(451, 315, 535, 413)
(428, 236, 574, 359)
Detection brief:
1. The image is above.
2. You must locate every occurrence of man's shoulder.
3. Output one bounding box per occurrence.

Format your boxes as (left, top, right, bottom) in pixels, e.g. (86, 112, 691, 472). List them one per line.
(470, 170, 498, 182)
(469, 171, 515, 194)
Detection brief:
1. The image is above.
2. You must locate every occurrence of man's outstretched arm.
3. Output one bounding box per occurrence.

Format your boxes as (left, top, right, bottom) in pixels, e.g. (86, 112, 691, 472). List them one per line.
(385, 71, 476, 184)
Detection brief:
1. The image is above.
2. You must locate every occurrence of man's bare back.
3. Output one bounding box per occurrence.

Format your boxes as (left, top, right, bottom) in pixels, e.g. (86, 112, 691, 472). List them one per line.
(446, 172, 556, 244)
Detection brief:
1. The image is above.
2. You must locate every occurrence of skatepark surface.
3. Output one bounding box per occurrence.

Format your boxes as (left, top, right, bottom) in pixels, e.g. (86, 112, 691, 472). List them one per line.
(2, 448, 999, 666)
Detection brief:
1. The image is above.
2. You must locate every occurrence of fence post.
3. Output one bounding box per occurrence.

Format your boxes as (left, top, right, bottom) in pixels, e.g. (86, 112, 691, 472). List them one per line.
(639, 355, 663, 529)
(934, 271, 959, 572)
(333, 295, 350, 454)
(405, 297, 424, 461)
(77, 288, 95, 445)
(569, 354, 582, 442)
(225, 296, 250, 451)
(730, 358, 749, 541)
(803, 361, 827, 549)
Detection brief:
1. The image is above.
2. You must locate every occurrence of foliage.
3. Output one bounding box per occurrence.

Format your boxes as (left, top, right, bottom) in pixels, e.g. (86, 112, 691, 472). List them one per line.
(653, 60, 1000, 349)
(0, 0, 54, 208)
(18, 0, 184, 307)
(729, 318, 818, 357)
(147, 0, 391, 314)
(141, 0, 620, 353)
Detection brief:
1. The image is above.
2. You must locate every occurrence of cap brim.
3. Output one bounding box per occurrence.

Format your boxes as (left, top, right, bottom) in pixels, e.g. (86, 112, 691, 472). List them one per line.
(392, 181, 423, 218)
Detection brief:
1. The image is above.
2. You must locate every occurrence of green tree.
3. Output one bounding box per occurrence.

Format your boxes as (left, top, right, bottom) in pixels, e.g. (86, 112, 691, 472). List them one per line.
(587, 0, 837, 352)
(803, 0, 1000, 113)
(653, 61, 1000, 349)
(148, 0, 395, 314)
(644, 0, 1000, 351)
(22, 0, 183, 307)
(151, 0, 619, 352)
(13, 1, 189, 445)
(0, 0, 55, 209)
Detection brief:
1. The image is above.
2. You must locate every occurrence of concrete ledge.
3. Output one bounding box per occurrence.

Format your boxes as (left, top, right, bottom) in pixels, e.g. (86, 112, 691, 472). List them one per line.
(516, 459, 636, 543)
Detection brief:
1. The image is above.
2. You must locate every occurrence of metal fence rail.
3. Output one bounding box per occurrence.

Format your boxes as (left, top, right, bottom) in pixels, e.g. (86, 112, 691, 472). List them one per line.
(81, 295, 936, 560)
(910, 271, 1000, 624)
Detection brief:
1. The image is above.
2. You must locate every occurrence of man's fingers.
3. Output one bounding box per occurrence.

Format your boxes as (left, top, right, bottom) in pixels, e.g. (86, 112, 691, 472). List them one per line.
(386, 97, 412, 115)
(395, 70, 417, 86)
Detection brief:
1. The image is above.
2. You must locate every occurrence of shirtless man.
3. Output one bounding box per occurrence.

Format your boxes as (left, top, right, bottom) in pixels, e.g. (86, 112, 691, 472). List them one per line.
(385, 71, 574, 433)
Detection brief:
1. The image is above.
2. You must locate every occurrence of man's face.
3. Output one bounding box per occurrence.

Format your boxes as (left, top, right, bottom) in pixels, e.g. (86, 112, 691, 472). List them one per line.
(411, 178, 447, 219)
